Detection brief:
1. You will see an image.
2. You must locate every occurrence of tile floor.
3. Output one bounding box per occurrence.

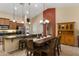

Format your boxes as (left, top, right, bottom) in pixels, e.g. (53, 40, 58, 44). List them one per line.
(60, 45, 79, 56)
(0, 45, 79, 56)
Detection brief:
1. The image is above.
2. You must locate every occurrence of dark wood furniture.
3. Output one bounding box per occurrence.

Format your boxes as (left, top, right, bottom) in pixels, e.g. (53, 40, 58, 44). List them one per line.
(0, 18, 9, 25)
(26, 38, 41, 56)
(40, 38, 53, 56)
(33, 37, 58, 56)
(34, 37, 52, 46)
(53, 37, 61, 56)
(37, 37, 61, 56)
(26, 39, 33, 56)
(0, 18, 25, 30)
(58, 22, 75, 46)
(19, 39, 26, 50)
(17, 23, 24, 27)
(9, 21, 17, 29)
(17, 36, 59, 56)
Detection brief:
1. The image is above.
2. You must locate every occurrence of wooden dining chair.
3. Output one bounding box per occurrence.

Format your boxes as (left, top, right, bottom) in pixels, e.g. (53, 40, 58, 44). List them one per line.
(19, 39, 26, 50)
(58, 36, 61, 52)
(26, 39, 34, 56)
(25, 38, 41, 56)
(40, 38, 55, 56)
(53, 37, 61, 56)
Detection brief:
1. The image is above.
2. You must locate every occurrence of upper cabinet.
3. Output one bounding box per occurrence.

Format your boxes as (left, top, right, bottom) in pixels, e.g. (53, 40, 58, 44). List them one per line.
(16, 23, 24, 30)
(0, 18, 24, 30)
(9, 21, 17, 29)
(0, 18, 9, 25)
(58, 22, 75, 31)
(17, 23, 24, 27)
(9, 21, 24, 29)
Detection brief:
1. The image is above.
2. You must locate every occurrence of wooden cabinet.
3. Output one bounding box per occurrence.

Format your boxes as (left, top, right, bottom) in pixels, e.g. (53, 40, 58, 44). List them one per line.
(17, 23, 24, 27)
(9, 22, 24, 29)
(4, 19, 9, 25)
(0, 18, 24, 30)
(0, 19, 4, 25)
(16, 23, 24, 29)
(9, 21, 17, 29)
(58, 22, 75, 46)
(0, 18, 9, 25)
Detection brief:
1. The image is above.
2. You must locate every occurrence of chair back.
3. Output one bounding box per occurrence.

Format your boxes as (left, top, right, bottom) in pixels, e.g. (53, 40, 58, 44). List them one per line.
(52, 37, 61, 55)
(50, 38, 57, 49)
(54, 37, 61, 46)
(46, 37, 57, 55)
(58, 36, 61, 45)
(26, 39, 34, 50)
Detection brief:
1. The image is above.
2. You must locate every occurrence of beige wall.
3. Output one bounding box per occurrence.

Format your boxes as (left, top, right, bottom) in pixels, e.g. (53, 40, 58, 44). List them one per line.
(56, 7, 79, 36)
(33, 7, 79, 37)
(0, 11, 23, 23)
(31, 13, 43, 34)
(4, 38, 19, 52)
(1, 6, 78, 36)
(56, 7, 79, 46)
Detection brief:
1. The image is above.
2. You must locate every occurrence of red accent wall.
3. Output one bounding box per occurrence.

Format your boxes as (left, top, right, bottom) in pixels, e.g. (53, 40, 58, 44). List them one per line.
(43, 8, 56, 37)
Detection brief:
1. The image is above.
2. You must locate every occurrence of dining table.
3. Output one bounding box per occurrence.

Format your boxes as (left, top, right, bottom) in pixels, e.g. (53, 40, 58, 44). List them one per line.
(33, 36, 52, 46)
(25, 36, 54, 56)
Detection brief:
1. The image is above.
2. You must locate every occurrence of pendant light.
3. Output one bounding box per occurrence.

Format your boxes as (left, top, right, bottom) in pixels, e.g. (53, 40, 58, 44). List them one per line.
(27, 3, 31, 24)
(40, 3, 49, 24)
(19, 3, 25, 22)
(13, 4, 17, 22)
(40, 3, 50, 36)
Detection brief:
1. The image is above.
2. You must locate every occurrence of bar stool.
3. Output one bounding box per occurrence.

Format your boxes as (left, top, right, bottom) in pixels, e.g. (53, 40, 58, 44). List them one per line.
(26, 38, 41, 56)
(19, 39, 26, 50)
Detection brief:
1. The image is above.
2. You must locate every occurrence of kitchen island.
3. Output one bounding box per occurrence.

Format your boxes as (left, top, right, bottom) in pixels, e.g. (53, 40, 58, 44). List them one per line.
(2, 34, 42, 52)
(2, 35, 25, 52)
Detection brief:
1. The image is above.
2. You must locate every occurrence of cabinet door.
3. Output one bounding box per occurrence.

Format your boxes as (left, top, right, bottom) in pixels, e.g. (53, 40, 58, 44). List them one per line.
(9, 21, 16, 29)
(60, 32, 75, 46)
(61, 32, 65, 44)
(66, 24, 68, 30)
(0, 19, 4, 25)
(64, 32, 74, 46)
(4, 19, 9, 25)
(0, 18, 9, 25)
(66, 34, 75, 46)
(61, 24, 67, 31)
(58, 25, 61, 30)
(61, 24, 65, 30)
(70, 23, 74, 30)
(17, 23, 24, 27)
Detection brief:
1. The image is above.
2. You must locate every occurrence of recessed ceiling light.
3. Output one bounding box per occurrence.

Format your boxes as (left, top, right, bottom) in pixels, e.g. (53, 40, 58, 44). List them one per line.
(14, 6, 17, 10)
(35, 4, 38, 7)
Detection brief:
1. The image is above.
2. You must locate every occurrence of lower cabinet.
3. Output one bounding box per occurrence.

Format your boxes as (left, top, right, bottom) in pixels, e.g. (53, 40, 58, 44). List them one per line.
(58, 22, 75, 46)
(60, 32, 75, 46)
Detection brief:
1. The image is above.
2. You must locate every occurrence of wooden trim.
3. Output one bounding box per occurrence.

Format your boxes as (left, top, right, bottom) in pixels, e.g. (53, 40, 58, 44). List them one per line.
(57, 22, 75, 24)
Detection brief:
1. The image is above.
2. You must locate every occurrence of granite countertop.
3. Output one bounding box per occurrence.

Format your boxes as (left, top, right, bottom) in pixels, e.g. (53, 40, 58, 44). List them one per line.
(2, 34, 40, 39)
(2, 35, 26, 39)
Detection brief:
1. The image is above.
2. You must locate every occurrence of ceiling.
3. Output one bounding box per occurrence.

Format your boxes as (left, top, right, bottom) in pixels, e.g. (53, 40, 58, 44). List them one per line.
(0, 3, 79, 18)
